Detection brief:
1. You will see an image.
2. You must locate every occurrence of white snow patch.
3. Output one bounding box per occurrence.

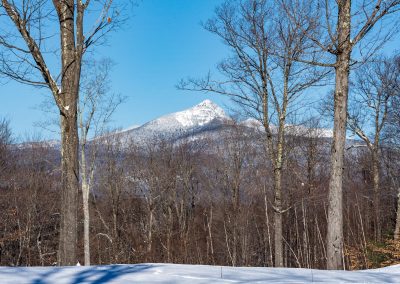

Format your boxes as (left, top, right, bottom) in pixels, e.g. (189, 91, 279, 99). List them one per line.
(240, 119, 333, 138)
(0, 263, 399, 283)
(172, 99, 227, 127)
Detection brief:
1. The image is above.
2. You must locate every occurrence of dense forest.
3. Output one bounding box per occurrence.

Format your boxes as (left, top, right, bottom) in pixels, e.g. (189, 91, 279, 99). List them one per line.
(1, 117, 400, 269)
(1, 0, 400, 270)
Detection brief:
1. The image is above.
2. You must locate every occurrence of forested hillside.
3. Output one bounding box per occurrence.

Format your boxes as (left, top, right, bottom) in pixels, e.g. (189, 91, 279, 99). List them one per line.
(1, 115, 400, 269)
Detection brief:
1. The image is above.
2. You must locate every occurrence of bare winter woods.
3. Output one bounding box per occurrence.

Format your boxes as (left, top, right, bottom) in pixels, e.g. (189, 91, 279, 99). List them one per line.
(1, 0, 400, 270)
(2, 116, 400, 269)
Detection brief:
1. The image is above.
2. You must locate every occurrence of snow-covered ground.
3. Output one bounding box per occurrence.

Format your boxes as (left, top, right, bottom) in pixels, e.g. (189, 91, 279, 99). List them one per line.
(1, 263, 400, 283)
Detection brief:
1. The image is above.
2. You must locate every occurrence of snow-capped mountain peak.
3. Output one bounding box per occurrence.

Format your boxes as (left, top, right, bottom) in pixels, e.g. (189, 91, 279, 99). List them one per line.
(120, 100, 230, 144)
(195, 99, 225, 113)
(113, 100, 335, 147)
(174, 99, 227, 128)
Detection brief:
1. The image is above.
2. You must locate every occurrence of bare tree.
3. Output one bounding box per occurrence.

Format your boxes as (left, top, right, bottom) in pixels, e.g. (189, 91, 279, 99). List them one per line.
(78, 58, 124, 265)
(4, 115, 400, 268)
(283, 0, 400, 269)
(0, 118, 12, 177)
(347, 56, 398, 242)
(0, 0, 121, 265)
(216, 122, 249, 266)
(179, 0, 324, 267)
(384, 55, 400, 240)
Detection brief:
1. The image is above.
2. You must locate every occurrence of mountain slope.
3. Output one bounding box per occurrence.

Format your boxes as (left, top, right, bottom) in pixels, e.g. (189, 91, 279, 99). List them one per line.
(18, 100, 338, 148)
(120, 100, 230, 145)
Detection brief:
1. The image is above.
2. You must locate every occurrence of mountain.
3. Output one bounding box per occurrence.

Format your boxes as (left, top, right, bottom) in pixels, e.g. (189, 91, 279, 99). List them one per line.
(112, 99, 338, 149)
(118, 100, 231, 145)
(16, 100, 337, 149)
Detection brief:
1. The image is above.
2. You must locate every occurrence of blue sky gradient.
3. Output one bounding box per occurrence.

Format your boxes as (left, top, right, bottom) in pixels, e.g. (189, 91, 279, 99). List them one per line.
(1, 0, 399, 140)
(1, 0, 230, 140)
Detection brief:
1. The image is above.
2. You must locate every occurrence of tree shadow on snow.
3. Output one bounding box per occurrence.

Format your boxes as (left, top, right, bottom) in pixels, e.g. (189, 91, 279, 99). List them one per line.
(31, 264, 155, 284)
(72, 264, 154, 284)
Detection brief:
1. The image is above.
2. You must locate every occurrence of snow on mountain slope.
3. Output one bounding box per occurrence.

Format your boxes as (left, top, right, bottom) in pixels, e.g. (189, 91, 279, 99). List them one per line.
(18, 100, 336, 149)
(1, 263, 399, 283)
(240, 118, 333, 138)
(173, 99, 227, 128)
(142, 99, 227, 129)
(120, 100, 230, 144)
(111, 100, 337, 147)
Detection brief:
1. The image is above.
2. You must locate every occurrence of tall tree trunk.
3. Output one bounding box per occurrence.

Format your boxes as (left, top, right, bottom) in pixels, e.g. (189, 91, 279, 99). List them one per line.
(326, 0, 351, 270)
(59, 113, 79, 265)
(81, 159, 90, 266)
(263, 185, 274, 267)
(273, 64, 289, 267)
(82, 182, 90, 265)
(273, 126, 285, 267)
(273, 168, 283, 267)
(80, 115, 91, 265)
(232, 179, 240, 266)
(57, 0, 81, 266)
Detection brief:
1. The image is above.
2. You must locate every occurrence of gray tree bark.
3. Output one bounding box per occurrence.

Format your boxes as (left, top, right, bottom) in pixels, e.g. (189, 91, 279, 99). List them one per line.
(326, 0, 351, 270)
(55, 0, 83, 266)
(281, 0, 400, 269)
(394, 190, 400, 240)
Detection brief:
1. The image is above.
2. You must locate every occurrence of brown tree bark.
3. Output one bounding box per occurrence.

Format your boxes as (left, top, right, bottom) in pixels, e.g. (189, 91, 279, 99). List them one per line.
(59, 114, 79, 265)
(326, 0, 351, 270)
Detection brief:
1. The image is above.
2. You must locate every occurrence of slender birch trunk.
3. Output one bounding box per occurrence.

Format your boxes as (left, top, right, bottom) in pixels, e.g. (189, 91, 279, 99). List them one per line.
(81, 139, 91, 265)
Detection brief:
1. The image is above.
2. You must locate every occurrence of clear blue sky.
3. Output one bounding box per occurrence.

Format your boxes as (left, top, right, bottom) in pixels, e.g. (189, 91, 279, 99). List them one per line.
(1, 0, 399, 140)
(0, 0, 229, 140)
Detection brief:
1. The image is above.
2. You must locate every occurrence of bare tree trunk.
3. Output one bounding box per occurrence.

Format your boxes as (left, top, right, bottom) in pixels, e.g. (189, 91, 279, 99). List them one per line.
(263, 185, 273, 267)
(273, 168, 283, 267)
(394, 189, 400, 240)
(371, 150, 381, 241)
(385, 151, 400, 241)
(232, 179, 240, 266)
(80, 110, 91, 266)
(273, 129, 285, 267)
(82, 178, 90, 265)
(166, 206, 172, 263)
(207, 206, 215, 264)
(302, 200, 310, 268)
(223, 219, 234, 266)
(147, 206, 154, 258)
(273, 78, 288, 267)
(56, 0, 83, 266)
(326, 0, 351, 270)
(1, 0, 119, 266)
(59, 113, 79, 266)
(80, 112, 90, 266)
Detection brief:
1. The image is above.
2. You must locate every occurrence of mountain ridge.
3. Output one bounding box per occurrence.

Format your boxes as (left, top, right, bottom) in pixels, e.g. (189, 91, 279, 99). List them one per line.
(16, 100, 337, 148)
(118, 99, 231, 145)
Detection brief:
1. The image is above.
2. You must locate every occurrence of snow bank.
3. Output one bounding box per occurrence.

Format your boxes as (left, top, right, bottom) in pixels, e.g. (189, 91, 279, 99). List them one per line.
(1, 263, 400, 283)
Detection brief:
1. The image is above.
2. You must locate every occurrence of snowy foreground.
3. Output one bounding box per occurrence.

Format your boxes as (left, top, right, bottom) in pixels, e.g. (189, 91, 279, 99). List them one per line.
(1, 263, 400, 284)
